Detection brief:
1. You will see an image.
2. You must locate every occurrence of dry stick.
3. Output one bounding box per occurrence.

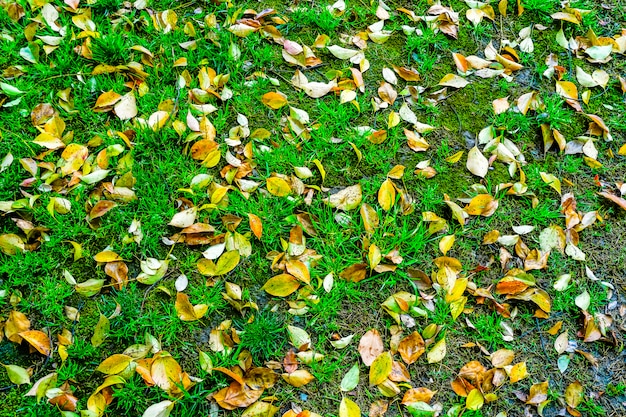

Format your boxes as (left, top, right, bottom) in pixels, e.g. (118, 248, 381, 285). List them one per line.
(535, 317, 550, 360)
(267, 69, 292, 86)
(39, 72, 84, 82)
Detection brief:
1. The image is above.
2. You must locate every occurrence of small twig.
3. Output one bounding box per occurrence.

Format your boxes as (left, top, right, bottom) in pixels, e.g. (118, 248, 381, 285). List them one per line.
(267, 69, 292, 86)
(301, 63, 326, 72)
(535, 318, 550, 360)
(39, 73, 84, 82)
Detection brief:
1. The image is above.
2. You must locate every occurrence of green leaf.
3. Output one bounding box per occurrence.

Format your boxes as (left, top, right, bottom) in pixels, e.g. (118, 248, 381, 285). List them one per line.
(91, 314, 110, 347)
(3, 364, 30, 385)
(340, 363, 359, 392)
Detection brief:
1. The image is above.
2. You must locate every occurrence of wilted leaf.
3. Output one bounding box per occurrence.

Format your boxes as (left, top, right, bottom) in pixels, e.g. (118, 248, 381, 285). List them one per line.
(466, 146, 489, 178)
(282, 369, 314, 387)
(325, 184, 362, 211)
(358, 329, 384, 366)
(142, 400, 174, 417)
(398, 331, 425, 365)
(20, 330, 51, 355)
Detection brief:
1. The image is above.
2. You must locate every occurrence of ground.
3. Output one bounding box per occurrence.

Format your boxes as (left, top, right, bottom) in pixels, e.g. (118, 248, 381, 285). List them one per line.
(0, 0, 626, 416)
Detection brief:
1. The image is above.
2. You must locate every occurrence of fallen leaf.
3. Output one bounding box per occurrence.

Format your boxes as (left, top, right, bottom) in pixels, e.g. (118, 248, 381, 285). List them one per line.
(358, 329, 384, 366)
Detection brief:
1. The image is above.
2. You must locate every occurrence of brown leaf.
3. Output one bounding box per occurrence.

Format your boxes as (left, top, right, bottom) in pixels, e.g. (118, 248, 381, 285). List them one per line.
(214, 382, 262, 409)
(526, 381, 549, 405)
(397, 331, 425, 365)
(393, 65, 421, 81)
(283, 350, 298, 373)
(369, 400, 389, 417)
(105, 261, 129, 289)
(339, 263, 367, 282)
(245, 367, 278, 390)
(402, 387, 436, 405)
(49, 393, 78, 411)
(458, 361, 486, 382)
(451, 377, 475, 397)
(358, 329, 384, 366)
(5, 310, 30, 343)
(88, 200, 117, 221)
(598, 192, 626, 211)
(490, 349, 514, 368)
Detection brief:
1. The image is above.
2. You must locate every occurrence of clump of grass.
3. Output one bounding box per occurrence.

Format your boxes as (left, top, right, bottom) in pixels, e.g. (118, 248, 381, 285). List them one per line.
(91, 34, 129, 64)
(239, 312, 286, 361)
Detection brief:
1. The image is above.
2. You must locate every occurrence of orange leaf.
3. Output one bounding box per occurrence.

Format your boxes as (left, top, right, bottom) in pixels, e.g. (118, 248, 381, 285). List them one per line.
(402, 387, 436, 405)
(397, 331, 425, 365)
(261, 91, 288, 109)
(19, 330, 51, 355)
(286, 260, 310, 284)
(248, 213, 263, 239)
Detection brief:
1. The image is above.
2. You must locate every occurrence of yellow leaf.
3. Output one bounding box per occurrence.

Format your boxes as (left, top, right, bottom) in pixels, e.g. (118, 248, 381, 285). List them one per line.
(368, 244, 382, 270)
(313, 159, 326, 182)
(556, 81, 578, 100)
(216, 250, 241, 275)
(266, 177, 291, 196)
(438, 73, 469, 88)
(509, 362, 527, 383)
(369, 351, 393, 386)
(427, 337, 446, 363)
(175, 293, 207, 321)
(96, 354, 133, 375)
(349, 142, 362, 162)
(242, 401, 279, 417)
(93, 250, 123, 263)
(439, 234, 455, 255)
(388, 111, 400, 128)
(540, 172, 561, 195)
(262, 274, 301, 297)
(466, 389, 484, 410)
(378, 179, 396, 211)
(565, 381, 583, 409)
(261, 91, 288, 109)
(465, 194, 499, 217)
(445, 151, 464, 163)
(360, 203, 379, 233)
(91, 314, 110, 348)
(282, 369, 314, 387)
(339, 397, 361, 417)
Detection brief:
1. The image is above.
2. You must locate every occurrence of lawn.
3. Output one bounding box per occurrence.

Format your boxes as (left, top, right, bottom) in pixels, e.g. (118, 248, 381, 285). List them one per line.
(1, 0, 626, 416)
